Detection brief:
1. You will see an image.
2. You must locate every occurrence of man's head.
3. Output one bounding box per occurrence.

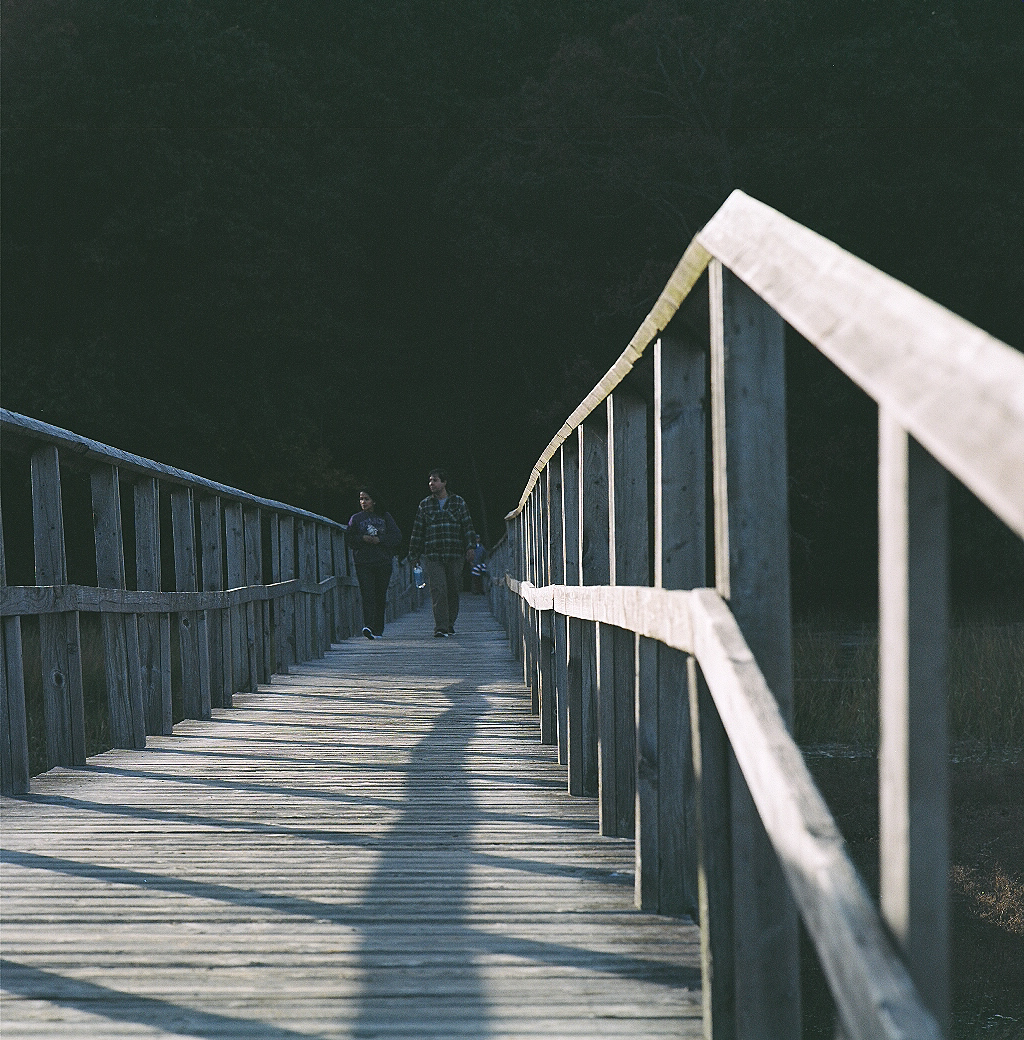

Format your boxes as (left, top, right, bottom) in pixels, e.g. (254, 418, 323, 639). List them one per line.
(428, 469, 448, 497)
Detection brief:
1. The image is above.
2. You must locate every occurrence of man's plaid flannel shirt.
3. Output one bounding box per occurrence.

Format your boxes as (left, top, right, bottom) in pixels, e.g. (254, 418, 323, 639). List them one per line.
(408, 493, 476, 560)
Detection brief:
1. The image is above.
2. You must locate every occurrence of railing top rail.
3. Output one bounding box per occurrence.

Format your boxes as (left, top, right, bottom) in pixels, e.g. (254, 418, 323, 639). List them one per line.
(1, 408, 347, 531)
(506, 190, 1024, 539)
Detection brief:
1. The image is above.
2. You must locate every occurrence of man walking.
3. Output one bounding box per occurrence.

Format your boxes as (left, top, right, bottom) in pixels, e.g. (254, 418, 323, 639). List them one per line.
(408, 469, 476, 637)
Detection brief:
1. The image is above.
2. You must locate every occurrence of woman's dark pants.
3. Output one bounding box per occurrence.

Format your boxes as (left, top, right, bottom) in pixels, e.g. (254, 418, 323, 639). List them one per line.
(356, 561, 392, 636)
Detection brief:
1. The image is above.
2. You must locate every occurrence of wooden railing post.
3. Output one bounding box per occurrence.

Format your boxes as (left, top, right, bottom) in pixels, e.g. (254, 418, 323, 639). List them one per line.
(199, 495, 229, 707)
(600, 390, 647, 838)
(91, 464, 147, 749)
(135, 477, 172, 732)
(579, 409, 608, 800)
(528, 492, 540, 713)
(242, 506, 263, 687)
(171, 486, 211, 719)
(710, 258, 800, 1039)
(269, 512, 285, 674)
(0, 507, 30, 794)
(298, 519, 317, 661)
(331, 527, 349, 641)
(331, 527, 345, 642)
(279, 515, 297, 667)
(561, 439, 581, 778)
(538, 473, 555, 744)
(636, 329, 705, 914)
(878, 413, 950, 1034)
(224, 501, 247, 691)
(30, 445, 86, 768)
(547, 450, 567, 762)
(317, 524, 333, 651)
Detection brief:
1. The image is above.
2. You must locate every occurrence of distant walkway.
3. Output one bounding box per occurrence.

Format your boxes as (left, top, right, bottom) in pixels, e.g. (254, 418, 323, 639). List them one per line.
(1, 596, 701, 1039)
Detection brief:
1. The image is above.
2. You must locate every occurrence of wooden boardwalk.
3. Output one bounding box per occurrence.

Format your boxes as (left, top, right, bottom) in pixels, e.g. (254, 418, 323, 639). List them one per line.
(1, 596, 701, 1039)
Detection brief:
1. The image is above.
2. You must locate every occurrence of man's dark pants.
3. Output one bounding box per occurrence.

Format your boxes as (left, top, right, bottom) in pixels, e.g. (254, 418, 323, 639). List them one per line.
(422, 556, 463, 633)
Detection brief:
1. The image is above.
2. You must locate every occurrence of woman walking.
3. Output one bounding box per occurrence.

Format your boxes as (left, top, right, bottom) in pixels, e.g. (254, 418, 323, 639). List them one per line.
(347, 487, 402, 639)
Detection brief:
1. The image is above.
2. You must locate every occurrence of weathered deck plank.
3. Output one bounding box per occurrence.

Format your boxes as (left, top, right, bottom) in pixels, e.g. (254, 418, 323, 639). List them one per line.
(1, 597, 701, 1038)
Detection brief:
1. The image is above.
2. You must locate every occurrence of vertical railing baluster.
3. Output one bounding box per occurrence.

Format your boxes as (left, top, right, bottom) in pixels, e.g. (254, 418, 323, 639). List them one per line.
(317, 524, 333, 651)
(601, 390, 647, 838)
(0, 503, 30, 794)
(878, 412, 950, 1034)
(580, 408, 608, 800)
(199, 495, 228, 707)
(298, 519, 316, 661)
(330, 527, 344, 642)
(135, 477, 172, 733)
(562, 438, 581, 788)
(269, 513, 286, 674)
(710, 258, 799, 1039)
(171, 486, 211, 720)
(637, 329, 706, 914)
(331, 527, 347, 642)
(91, 464, 146, 749)
(279, 515, 297, 667)
(224, 501, 247, 692)
(242, 507, 263, 687)
(538, 469, 556, 746)
(30, 445, 86, 767)
(548, 449, 567, 765)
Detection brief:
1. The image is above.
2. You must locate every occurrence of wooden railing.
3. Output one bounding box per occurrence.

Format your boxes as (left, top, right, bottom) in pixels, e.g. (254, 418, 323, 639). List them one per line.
(489, 190, 1024, 1040)
(0, 410, 422, 795)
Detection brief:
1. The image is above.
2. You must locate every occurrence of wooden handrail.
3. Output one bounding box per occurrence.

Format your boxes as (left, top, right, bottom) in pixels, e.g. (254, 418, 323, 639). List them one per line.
(491, 189, 1020, 1038)
(505, 578, 940, 1040)
(1, 415, 424, 797)
(507, 190, 1024, 539)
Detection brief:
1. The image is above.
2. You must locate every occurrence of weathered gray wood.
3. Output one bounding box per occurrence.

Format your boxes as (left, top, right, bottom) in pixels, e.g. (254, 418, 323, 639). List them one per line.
(639, 329, 707, 916)
(0, 512, 29, 795)
(243, 507, 263, 688)
(3, 408, 352, 534)
(224, 501, 247, 692)
(330, 527, 345, 643)
(91, 465, 146, 750)
(601, 391, 647, 838)
(689, 588, 941, 1040)
(688, 653, 735, 1040)
(710, 258, 799, 1039)
(171, 486, 210, 720)
(134, 477, 172, 735)
(0, 599, 702, 1039)
(878, 413, 950, 1034)
(697, 190, 1024, 540)
(316, 524, 333, 653)
(269, 513, 287, 674)
(547, 451, 567, 763)
(30, 445, 86, 768)
(279, 514, 297, 667)
(559, 439, 580, 771)
(579, 414, 608, 801)
(297, 519, 316, 662)
(0, 579, 321, 616)
(199, 495, 228, 708)
(655, 331, 707, 592)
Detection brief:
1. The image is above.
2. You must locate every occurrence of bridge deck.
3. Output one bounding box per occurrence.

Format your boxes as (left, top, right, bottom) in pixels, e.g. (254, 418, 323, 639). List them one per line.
(1, 596, 701, 1038)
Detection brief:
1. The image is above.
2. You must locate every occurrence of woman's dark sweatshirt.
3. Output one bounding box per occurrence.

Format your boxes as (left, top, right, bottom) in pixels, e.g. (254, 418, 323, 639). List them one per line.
(346, 511, 402, 567)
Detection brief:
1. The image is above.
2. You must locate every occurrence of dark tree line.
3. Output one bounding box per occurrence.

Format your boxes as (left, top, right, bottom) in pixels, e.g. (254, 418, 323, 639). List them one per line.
(3, 0, 1022, 614)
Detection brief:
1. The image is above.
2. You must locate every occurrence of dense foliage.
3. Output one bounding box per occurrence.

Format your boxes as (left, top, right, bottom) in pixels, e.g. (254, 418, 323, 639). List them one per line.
(3, 0, 1022, 611)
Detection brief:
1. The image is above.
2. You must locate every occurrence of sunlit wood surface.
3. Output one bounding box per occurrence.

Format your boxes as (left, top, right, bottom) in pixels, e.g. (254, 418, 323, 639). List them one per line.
(1, 596, 701, 1038)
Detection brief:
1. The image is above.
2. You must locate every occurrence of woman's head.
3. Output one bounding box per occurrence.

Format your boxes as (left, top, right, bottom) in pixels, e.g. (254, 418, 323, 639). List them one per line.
(358, 487, 379, 512)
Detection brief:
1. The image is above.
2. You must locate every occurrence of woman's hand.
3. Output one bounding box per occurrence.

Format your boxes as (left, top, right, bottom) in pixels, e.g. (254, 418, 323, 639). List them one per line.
(363, 534, 380, 544)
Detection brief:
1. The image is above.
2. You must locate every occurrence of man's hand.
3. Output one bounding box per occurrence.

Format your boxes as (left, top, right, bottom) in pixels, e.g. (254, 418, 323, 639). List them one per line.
(466, 547, 475, 562)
